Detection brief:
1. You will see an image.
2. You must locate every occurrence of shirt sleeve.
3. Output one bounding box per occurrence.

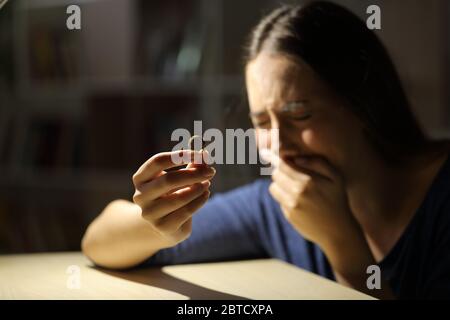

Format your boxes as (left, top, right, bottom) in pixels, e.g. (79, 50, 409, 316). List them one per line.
(139, 179, 270, 266)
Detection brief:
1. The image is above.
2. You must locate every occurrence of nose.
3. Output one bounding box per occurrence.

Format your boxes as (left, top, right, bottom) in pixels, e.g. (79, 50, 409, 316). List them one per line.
(271, 114, 303, 158)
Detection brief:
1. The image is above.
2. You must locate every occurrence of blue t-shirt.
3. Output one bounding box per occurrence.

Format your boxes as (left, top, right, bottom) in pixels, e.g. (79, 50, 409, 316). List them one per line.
(144, 156, 450, 299)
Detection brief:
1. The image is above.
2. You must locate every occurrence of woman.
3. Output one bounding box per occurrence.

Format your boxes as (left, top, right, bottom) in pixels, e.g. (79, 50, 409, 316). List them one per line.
(82, 1, 450, 299)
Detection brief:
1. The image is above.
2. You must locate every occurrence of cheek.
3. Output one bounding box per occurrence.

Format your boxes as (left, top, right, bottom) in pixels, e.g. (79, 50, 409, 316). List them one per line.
(301, 126, 342, 160)
(301, 128, 324, 150)
(301, 120, 362, 166)
(300, 128, 315, 147)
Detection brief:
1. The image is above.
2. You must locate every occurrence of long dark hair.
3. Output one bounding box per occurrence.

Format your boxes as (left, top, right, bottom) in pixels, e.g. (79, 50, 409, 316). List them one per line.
(244, 1, 445, 164)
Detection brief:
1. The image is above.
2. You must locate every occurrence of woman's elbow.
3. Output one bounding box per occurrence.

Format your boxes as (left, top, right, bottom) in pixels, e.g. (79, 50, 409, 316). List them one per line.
(81, 223, 105, 267)
(81, 200, 143, 270)
(81, 230, 133, 270)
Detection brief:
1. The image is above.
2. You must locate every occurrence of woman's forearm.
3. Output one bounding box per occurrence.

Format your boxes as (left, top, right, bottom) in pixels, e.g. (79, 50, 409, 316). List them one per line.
(81, 199, 170, 270)
(320, 222, 395, 300)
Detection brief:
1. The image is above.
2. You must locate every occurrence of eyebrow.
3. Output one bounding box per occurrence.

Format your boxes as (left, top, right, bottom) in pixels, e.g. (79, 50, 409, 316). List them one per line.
(249, 100, 308, 118)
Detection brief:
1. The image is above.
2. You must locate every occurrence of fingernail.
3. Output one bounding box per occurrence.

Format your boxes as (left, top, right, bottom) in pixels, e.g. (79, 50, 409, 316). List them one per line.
(204, 167, 216, 177)
(202, 181, 211, 188)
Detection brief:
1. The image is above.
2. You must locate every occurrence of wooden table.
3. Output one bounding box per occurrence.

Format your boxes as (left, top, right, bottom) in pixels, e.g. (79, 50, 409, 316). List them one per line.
(0, 252, 375, 300)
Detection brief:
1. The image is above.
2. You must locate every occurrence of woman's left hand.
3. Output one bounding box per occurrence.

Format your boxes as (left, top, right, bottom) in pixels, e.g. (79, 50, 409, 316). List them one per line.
(270, 156, 395, 298)
(269, 156, 359, 249)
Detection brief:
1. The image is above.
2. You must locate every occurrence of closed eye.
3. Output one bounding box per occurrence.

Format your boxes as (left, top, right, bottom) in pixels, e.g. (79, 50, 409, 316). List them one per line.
(281, 101, 312, 122)
(249, 111, 270, 128)
(290, 113, 312, 121)
(253, 119, 271, 128)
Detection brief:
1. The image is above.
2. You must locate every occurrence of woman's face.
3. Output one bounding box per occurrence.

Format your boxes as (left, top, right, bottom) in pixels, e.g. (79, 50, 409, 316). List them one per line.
(245, 52, 369, 177)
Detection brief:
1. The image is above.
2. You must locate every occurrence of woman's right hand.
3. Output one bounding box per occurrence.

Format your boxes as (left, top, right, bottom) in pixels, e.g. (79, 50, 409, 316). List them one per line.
(132, 150, 215, 248)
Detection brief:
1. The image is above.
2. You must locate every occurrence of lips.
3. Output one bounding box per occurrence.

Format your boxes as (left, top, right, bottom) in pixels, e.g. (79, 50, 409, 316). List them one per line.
(283, 154, 319, 173)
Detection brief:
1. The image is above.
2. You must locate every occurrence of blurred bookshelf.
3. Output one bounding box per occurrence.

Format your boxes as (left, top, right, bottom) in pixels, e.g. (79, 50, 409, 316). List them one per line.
(2, 0, 448, 254)
(0, 0, 275, 253)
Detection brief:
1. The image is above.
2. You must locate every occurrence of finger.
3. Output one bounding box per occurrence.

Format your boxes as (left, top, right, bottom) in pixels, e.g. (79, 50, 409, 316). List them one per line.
(163, 178, 212, 196)
(134, 166, 215, 205)
(292, 156, 338, 182)
(142, 182, 209, 221)
(271, 167, 309, 197)
(133, 150, 203, 186)
(158, 189, 210, 233)
(187, 149, 211, 168)
(269, 181, 296, 208)
(280, 203, 292, 219)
